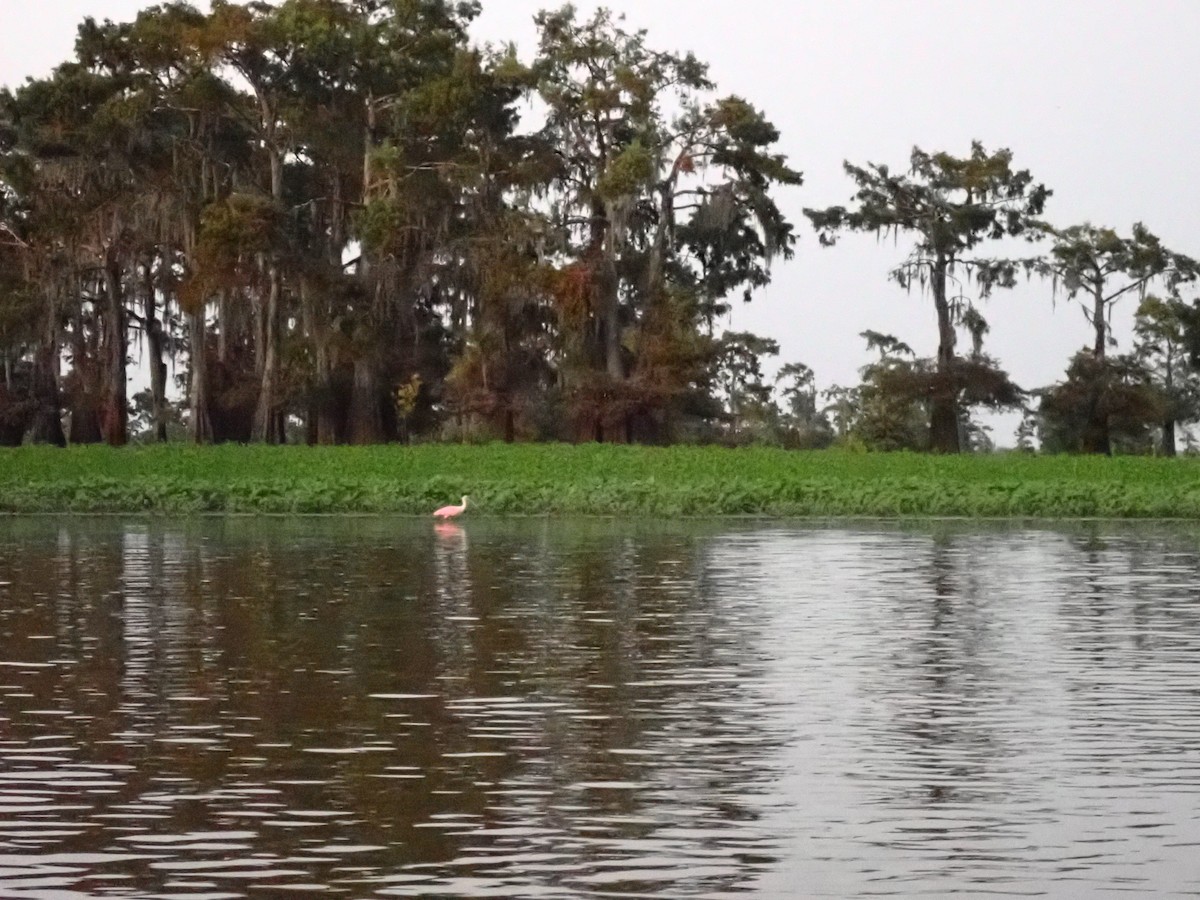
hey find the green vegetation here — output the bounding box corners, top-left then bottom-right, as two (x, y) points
(3, 445), (1200, 518)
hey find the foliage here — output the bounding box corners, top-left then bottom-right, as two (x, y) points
(775, 362), (833, 449)
(845, 331), (926, 451)
(1038, 351), (1163, 454)
(1133, 295), (1200, 455)
(2, 7), (1199, 462)
(713, 330), (777, 437)
(0, 1), (799, 449)
(531, 6), (800, 437)
(129, 388), (187, 443)
(1035, 223), (1200, 357)
(833, 330), (1022, 453)
(805, 142), (1048, 452)
(2, 444), (1200, 518)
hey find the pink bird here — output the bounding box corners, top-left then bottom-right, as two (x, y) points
(433, 495), (469, 519)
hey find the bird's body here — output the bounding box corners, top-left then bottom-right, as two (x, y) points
(433, 495), (469, 519)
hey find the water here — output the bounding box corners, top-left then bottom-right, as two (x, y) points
(1, 517), (1200, 898)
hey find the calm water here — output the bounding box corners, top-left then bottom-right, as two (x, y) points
(1, 517), (1200, 898)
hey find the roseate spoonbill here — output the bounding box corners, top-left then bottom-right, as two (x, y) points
(433, 495), (469, 519)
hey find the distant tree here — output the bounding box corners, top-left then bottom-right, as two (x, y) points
(714, 330), (777, 439)
(533, 6), (800, 440)
(1032, 223), (1199, 453)
(0, 179), (40, 444)
(851, 331), (927, 451)
(1037, 223), (1199, 359)
(861, 329), (913, 360)
(776, 362), (817, 419)
(129, 388), (186, 443)
(1038, 351), (1162, 454)
(1133, 295), (1200, 456)
(850, 322), (1020, 453)
(1013, 409), (1038, 453)
(821, 383), (861, 445)
(960, 305), (989, 359)
(775, 361), (832, 448)
(806, 142), (1049, 452)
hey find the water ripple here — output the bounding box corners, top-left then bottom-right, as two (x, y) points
(1, 519), (1200, 896)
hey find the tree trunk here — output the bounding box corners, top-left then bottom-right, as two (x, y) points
(1161, 419), (1177, 457)
(251, 115), (286, 444)
(315, 368), (341, 444)
(251, 265), (283, 443)
(348, 356), (382, 444)
(29, 309), (66, 446)
(67, 297), (103, 444)
(144, 263), (168, 443)
(601, 257), (623, 380)
(646, 181), (675, 301)
(1092, 284), (1106, 359)
(217, 290), (228, 364)
(586, 196), (623, 382)
(929, 256), (961, 453)
(69, 384), (103, 444)
(1083, 283), (1111, 453)
(1078, 380), (1111, 454)
(305, 399), (318, 445)
(100, 252), (128, 446)
(188, 310), (214, 444)
(303, 281), (340, 445)
(363, 94), (376, 198)
(1080, 417), (1111, 455)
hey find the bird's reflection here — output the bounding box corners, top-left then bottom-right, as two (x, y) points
(432, 521), (469, 603)
(433, 521), (465, 543)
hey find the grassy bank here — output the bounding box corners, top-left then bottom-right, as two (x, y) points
(2, 444), (1200, 520)
(1, 444), (1200, 517)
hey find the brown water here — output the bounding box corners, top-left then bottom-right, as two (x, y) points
(1, 518), (1200, 898)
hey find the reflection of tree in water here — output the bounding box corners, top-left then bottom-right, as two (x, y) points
(0, 518), (787, 896)
(0, 521), (211, 736)
(1057, 525), (1200, 740)
(405, 521), (786, 896)
(1059, 525), (1200, 654)
(0, 520), (256, 872)
(861, 530), (1022, 810)
(852, 522), (1200, 880)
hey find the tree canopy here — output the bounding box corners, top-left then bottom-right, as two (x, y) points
(2, 5), (1198, 455)
(806, 142), (1047, 452)
(0, 1), (800, 447)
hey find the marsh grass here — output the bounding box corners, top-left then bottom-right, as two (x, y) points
(2, 444), (1199, 517)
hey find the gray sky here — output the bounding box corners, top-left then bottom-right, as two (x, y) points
(4, 1), (1199, 443)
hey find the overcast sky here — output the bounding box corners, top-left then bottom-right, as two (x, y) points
(3, 0), (1199, 443)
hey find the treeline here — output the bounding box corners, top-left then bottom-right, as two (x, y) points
(0, 1), (1196, 454)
